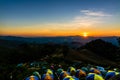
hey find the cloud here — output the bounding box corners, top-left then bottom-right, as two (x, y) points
(70, 10), (113, 28)
(3, 9), (112, 33)
(73, 16), (102, 27)
(80, 10), (112, 17)
(31, 10), (112, 30)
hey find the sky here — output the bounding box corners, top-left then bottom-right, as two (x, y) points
(0, 0), (120, 37)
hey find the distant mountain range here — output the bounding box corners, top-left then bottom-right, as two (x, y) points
(0, 35), (119, 65)
(0, 36), (119, 47)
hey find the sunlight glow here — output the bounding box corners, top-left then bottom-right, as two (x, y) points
(83, 32), (88, 37)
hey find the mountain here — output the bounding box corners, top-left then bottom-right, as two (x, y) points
(78, 39), (119, 61)
(0, 39), (26, 48)
(65, 49), (116, 66)
(0, 36), (119, 47)
(0, 36), (119, 66)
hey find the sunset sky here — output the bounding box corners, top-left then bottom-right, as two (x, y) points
(0, 0), (120, 37)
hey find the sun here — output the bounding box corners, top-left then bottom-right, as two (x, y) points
(83, 32), (88, 37)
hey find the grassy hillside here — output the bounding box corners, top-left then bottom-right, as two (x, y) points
(65, 49), (116, 66)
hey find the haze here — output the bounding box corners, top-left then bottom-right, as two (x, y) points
(0, 0), (120, 37)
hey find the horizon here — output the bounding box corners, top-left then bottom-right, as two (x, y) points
(0, 35), (119, 38)
(0, 0), (120, 37)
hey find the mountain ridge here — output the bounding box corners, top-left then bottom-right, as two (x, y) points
(0, 35), (119, 46)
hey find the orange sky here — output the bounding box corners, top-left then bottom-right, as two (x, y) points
(0, 0), (120, 37)
(1, 25), (120, 37)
